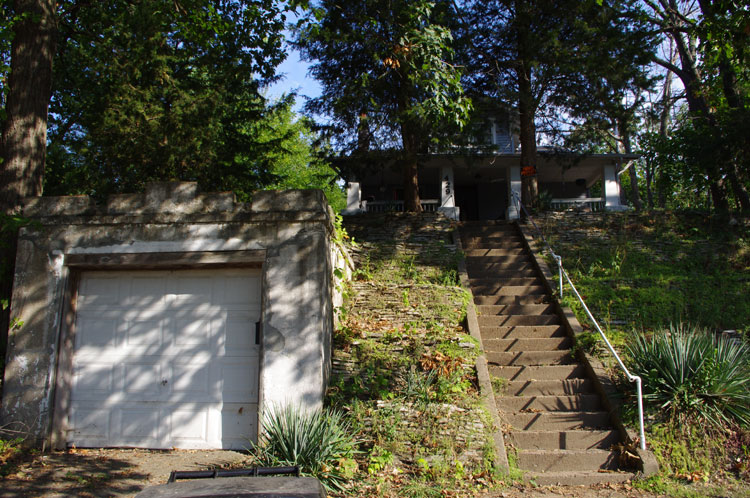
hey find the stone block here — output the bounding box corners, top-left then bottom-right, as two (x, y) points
(250, 189), (327, 213)
(23, 196), (94, 217)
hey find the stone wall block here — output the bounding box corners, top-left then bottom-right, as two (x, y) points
(23, 196), (95, 217)
(250, 189), (327, 213)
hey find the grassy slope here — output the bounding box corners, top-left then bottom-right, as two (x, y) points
(535, 211), (750, 496)
(331, 214), (498, 497)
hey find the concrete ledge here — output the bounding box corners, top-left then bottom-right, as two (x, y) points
(515, 220), (659, 477)
(453, 229), (510, 476)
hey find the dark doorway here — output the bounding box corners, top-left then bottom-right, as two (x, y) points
(456, 186), (479, 220)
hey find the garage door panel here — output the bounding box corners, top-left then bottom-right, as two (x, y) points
(75, 315), (119, 349)
(169, 408), (209, 443)
(126, 276), (168, 308)
(124, 318), (165, 347)
(224, 312), (259, 353)
(172, 318), (214, 347)
(221, 361), (259, 402)
(169, 361), (213, 397)
(123, 361), (162, 395)
(70, 403), (111, 442)
(69, 269), (260, 449)
(78, 276), (122, 307)
(72, 362), (115, 399)
(172, 275), (213, 304)
(220, 403), (258, 448)
(117, 407), (161, 440)
(222, 276), (261, 305)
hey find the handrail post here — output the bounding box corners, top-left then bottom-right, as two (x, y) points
(553, 254), (563, 299)
(635, 376), (646, 451)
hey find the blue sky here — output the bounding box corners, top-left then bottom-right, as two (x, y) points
(264, 35), (321, 112)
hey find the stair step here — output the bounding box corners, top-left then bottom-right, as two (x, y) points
(466, 268), (537, 279)
(470, 277), (541, 287)
(499, 394), (602, 412)
(490, 364), (588, 381)
(465, 258), (533, 271)
(471, 285), (547, 297)
(462, 240), (525, 251)
(481, 325), (565, 340)
(460, 225), (518, 236)
(483, 337), (572, 352)
(524, 470), (636, 486)
(487, 350), (573, 366)
(506, 411), (612, 431)
(474, 295), (548, 306)
(510, 429), (619, 450)
(477, 304), (555, 316)
(478, 314), (560, 327)
(464, 250), (530, 260)
(505, 379), (594, 396)
(517, 449), (620, 472)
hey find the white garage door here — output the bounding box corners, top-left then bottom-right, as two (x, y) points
(68, 269), (261, 449)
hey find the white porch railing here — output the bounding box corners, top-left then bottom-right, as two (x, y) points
(512, 191), (647, 452)
(550, 197), (605, 212)
(362, 199), (439, 213)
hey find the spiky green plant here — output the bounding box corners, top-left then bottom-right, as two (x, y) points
(627, 324), (750, 428)
(250, 404), (357, 491)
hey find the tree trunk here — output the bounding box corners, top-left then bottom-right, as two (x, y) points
(617, 116), (641, 211)
(0, 0), (57, 214)
(0, 0), (56, 378)
(515, 4), (538, 210)
(401, 125), (422, 213)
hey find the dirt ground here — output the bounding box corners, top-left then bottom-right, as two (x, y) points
(0, 448), (745, 498)
(1, 448), (253, 497)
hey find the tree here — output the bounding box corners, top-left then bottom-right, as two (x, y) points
(0, 0), (56, 214)
(45, 0), (289, 200)
(296, 0), (471, 212)
(252, 101), (346, 212)
(458, 0), (657, 209)
(634, 0), (750, 214)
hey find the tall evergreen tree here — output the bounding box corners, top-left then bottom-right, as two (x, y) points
(45, 0), (289, 200)
(296, 0), (471, 212)
(457, 0), (657, 209)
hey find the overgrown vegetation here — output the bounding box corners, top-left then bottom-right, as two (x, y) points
(249, 404), (357, 491)
(325, 213), (497, 497)
(538, 211), (750, 491)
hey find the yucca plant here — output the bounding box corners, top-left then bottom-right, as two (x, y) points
(250, 404), (357, 491)
(627, 323), (750, 428)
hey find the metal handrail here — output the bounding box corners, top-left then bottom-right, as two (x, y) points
(511, 191), (646, 451)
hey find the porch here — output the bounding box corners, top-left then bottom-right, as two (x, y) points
(342, 153), (634, 220)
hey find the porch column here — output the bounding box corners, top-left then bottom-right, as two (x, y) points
(343, 181), (362, 214)
(438, 166), (460, 220)
(507, 165), (521, 220)
(603, 164), (622, 209)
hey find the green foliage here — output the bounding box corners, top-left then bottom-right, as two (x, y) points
(250, 404), (357, 491)
(296, 0), (471, 153)
(626, 324), (750, 428)
(45, 0), (294, 201)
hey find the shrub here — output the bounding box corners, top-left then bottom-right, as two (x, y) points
(250, 404), (358, 491)
(627, 323), (750, 428)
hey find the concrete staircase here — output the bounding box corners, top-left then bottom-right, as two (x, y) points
(460, 221), (635, 485)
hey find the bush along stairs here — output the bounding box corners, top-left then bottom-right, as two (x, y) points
(459, 220), (638, 485)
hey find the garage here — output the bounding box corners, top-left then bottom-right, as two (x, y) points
(68, 268), (261, 450)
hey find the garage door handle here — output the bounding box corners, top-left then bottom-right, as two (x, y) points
(255, 322), (261, 345)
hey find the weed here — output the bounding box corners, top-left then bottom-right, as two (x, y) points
(249, 404), (357, 491)
(490, 375), (508, 396)
(626, 323), (750, 427)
